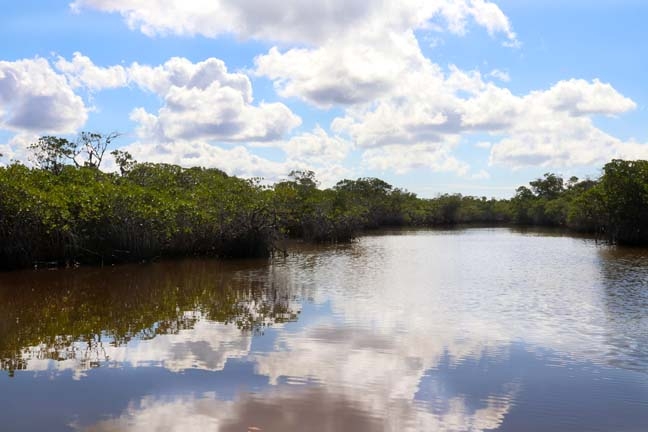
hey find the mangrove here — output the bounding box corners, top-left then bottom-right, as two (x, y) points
(1, 132), (648, 270)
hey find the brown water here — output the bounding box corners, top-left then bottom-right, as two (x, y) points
(1, 228), (647, 431)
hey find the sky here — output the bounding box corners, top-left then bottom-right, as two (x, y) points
(1, 0), (647, 197)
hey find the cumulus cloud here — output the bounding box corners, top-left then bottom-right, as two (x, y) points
(122, 139), (289, 180)
(52, 54), (302, 145)
(484, 79), (644, 168)
(46, 49), (643, 177)
(47, 54), (358, 182)
(70, 0), (372, 44)
(329, 64), (459, 149)
(362, 143), (469, 176)
(55, 52), (128, 91)
(70, 0), (518, 46)
(468, 0), (518, 43)
(331, 59), (644, 172)
(0, 58), (88, 133)
(66, 1), (523, 178)
(119, 135), (350, 187)
(5, 3), (642, 179)
(271, 125), (354, 165)
(257, 126), (355, 186)
(536, 78), (636, 116)
(135, 86), (299, 143)
(255, 31), (426, 108)
(0, 54), (307, 174)
(488, 117), (647, 168)
(0, 133), (39, 165)
(128, 57), (252, 98)
(127, 57), (301, 143)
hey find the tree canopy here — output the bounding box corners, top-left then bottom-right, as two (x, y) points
(1, 134), (647, 270)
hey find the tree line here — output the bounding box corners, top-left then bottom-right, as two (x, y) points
(1, 133), (648, 270)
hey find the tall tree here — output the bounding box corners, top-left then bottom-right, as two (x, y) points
(28, 136), (78, 174)
(77, 131), (121, 169)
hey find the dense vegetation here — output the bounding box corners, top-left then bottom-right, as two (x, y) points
(2, 133), (648, 270)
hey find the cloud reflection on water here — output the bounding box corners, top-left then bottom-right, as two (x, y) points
(3, 229), (648, 431)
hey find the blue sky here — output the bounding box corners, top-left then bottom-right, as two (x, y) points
(1, 1), (647, 197)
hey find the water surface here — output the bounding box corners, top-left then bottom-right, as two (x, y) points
(1, 228), (647, 431)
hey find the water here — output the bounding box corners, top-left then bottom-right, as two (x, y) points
(1, 228), (647, 431)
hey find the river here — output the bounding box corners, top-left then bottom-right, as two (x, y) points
(1, 228), (647, 431)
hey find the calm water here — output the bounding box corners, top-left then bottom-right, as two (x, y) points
(1, 228), (648, 431)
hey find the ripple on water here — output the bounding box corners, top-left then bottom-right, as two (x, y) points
(1, 228), (648, 431)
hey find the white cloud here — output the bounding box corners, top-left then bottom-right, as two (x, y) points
(273, 126), (354, 165)
(469, 0), (518, 43)
(486, 79), (643, 168)
(329, 64), (459, 149)
(331, 62), (644, 172)
(255, 31), (426, 108)
(4, 6), (640, 181)
(47, 54), (357, 182)
(64, 2), (521, 178)
(70, 0), (372, 44)
(362, 143), (469, 176)
(119, 136), (350, 187)
(0, 54), (305, 170)
(536, 78), (636, 116)
(260, 126), (356, 186)
(128, 57), (252, 99)
(127, 57), (301, 143)
(488, 117), (648, 168)
(252, 7), (514, 108)
(123, 139), (289, 180)
(136, 86), (299, 143)
(459, 83), (521, 130)
(487, 69), (510, 82)
(71, 0), (518, 46)
(120, 126), (354, 187)
(0, 58), (88, 134)
(0, 132), (39, 165)
(49, 54), (301, 143)
(55, 52), (128, 91)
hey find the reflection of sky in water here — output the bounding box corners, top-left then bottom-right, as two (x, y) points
(1, 228), (648, 431)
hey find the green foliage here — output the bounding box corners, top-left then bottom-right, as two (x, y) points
(0, 158), (274, 269)
(506, 163), (648, 244)
(567, 185), (606, 233)
(28, 136), (77, 174)
(110, 149), (136, 175)
(4, 134), (648, 270)
(599, 159), (648, 244)
(530, 173), (564, 199)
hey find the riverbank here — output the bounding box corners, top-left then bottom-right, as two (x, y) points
(1, 158), (647, 270)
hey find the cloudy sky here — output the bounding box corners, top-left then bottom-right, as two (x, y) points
(1, 1), (647, 196)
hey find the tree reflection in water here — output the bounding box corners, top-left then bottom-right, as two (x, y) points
(0, 258), (299, 376)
